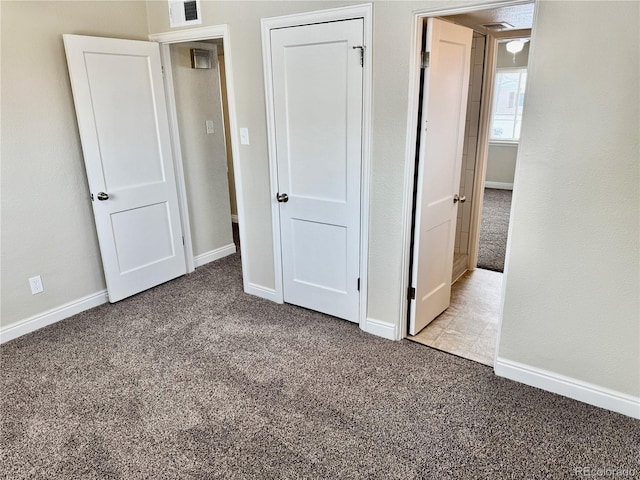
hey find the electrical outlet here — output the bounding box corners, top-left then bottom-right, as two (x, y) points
(29, 275), (44, 295)
(206, 120), (215, 134)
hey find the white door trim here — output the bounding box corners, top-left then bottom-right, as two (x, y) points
(156, 43), (195, 273)
(399, 0), (536, 341)
(260, 4), (373, 329)
(148, 26), (252, 293)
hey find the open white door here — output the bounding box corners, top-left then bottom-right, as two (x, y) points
(270, 19), (363, 322)
(409, 19), (473, 335)
(64, 35), (186, 302)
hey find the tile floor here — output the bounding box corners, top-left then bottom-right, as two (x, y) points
(408, 268), (502, 366)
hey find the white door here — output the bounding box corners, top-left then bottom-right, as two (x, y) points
(270, 19), (363, 322)
(409, 19), (473, 335)
(64, 35), (186, 302)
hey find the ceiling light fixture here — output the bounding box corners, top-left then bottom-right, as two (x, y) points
(506, 39), (527, 63)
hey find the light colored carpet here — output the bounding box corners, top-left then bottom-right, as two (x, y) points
(2, 254), (638, 478)
(477, 188), (512, 272)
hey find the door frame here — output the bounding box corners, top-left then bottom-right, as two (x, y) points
(260, 4), (373, 328)
(399, 0), (536, 340)
(148, 26), (249, 288)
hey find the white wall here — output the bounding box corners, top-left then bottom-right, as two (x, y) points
(169, 42), (234, 257)
(485, 143), (517, 187)
(0, 1), (150, 327)
(498, 0), (639, 399)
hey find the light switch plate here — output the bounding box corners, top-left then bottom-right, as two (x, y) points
(240, 128), (250, 145)
(206, 120), (214, 134)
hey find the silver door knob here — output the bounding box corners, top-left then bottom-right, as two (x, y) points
(453, 194), (466, 204)
(96, 192), (109, 201)
(276, 193), (289, 203)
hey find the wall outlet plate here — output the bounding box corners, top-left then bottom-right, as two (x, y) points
(29, 275), (44, 295)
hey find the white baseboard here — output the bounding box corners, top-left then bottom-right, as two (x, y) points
(362, 317), (398, 340)
(245, 282), (279, 302)
(193, 243), (236, 268)
(484, 181), (513, 190)
(0, 290), (109, 344)
(231, 214), (238, 223)
(495, 357), (640, 419)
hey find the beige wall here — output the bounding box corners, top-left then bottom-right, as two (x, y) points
(485, 144), (517, 186)
(498, 0), (639, 397)
(0, 1), (150, 327)
(169, 42), (233, 256)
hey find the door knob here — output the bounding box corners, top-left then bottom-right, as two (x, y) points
(453, 194), (466, 204)
(96, 192), (109, 201)
(276, 193), (289, 203)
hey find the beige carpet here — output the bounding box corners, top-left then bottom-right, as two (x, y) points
(2, 254), (638, 478)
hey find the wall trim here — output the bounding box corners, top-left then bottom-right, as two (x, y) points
(260, 3), (373, 326)
(1, 290), (108, 344)
(194, 243), (236, 268)
(245, 283), (279, 303)
(495, 357), (640, 419)
(149, 25), (227, 44)
(485, 181), (514, 190)
(363, 317), (398, 341)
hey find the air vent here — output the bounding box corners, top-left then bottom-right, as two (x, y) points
(168, 0), (201, 27)
(481, 22), (514, 31)
(184, 1), (198, 21)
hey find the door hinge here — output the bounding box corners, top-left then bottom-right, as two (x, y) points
(353, 46), (364, 67)
(421, 51), (430, 69)
(408, 287), (416, 300)
(182, 236), (184, 245)
(90, 193), (94, 202)
(161, 65), (165, 77)
(357, 278), (360, 291)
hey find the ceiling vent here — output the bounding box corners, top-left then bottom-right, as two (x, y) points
(481, 22), (514, 31)
(169, 0), (201, 28)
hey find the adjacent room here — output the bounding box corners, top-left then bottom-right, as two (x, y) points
(408, 5), (531, 367)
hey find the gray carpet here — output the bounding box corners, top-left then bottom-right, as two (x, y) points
(2, 254), (638, 479)
(477, 188), (512, 272)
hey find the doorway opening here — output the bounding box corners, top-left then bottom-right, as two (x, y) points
(166, 39), (239, 268)
(404, 3), (535, 366)
(150, 26), (248, 288)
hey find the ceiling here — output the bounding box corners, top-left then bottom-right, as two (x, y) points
(441, 3), (535, 33)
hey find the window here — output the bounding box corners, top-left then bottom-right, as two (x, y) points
(490, 68), (527, 142)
